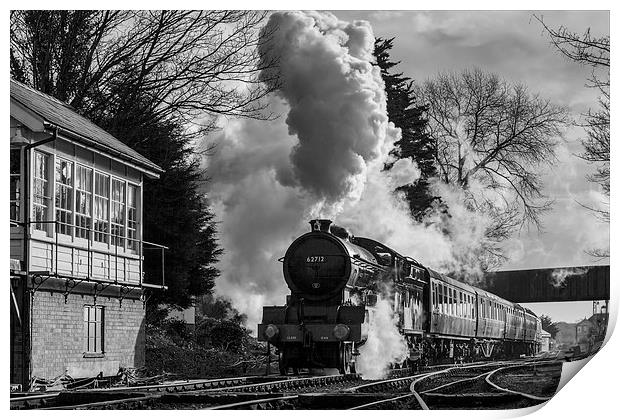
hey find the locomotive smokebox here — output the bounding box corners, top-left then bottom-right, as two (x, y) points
(309, 219), (332, 232)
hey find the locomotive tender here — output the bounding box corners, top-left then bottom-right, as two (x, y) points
(258, 219), (541, 374)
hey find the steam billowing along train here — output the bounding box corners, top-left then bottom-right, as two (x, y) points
(258, 219), (542, 375)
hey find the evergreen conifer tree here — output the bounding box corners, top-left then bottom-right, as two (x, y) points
(374, 38), (439, 221)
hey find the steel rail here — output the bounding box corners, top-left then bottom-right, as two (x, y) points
(10, 393), (61, 409)
(484, 366), (552, 402)
(420, 365), (510, 394)
(348, 392), (424, 410)
(205, 395), (298, 410)
(10, 376), (263, 410)
(42, 395), (160, 410)
(93, 376), (255, 393)
(348, 361), (503, 393)
(190, 374), (359, 394)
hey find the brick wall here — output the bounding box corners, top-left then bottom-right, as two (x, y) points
(30, 291), (145, 380)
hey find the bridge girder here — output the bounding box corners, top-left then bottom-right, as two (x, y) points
(482, 265), (609, 303)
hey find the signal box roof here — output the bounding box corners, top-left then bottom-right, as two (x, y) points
(10, 79), (163, 176)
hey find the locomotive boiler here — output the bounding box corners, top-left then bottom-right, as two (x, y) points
(258, 219), (541, 375)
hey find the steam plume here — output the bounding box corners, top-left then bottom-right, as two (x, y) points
(550, 267), (589, 288)
(357, 298), (408, 379)
(258, 11), (401, 216)
(205, 12), (498, 376)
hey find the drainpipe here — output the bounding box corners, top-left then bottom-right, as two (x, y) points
(21, 125), (57, 388)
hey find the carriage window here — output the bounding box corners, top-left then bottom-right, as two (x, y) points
(450, 288), (454, 315)
(443, 285), (448, 314)
(458, 292), (463, 317)
(464, 295), (468, 319)
(452, 290), (457, 316)
(437, 284), (441, 313)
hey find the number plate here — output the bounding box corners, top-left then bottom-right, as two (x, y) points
(306, 256), (326, 263)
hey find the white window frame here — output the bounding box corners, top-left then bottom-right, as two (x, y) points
(32, 150), (51, 234)
(55, 157), (74, 236)
(127, 183), (139, 252)
(83, 304), (104, 354)
(75, 164), (93, 240)
(94, 171), (110, 244)
(10, 148), (22, 221)
(110, 177), (126, 249)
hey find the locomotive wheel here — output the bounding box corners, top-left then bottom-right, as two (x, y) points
(338, 343), (355, 374)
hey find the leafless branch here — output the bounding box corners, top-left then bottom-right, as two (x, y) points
(416, 68), (569, 236)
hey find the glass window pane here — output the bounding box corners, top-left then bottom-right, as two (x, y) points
(10, 149), (20, 174)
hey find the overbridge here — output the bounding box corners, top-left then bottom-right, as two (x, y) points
(483, 265), (610, 303)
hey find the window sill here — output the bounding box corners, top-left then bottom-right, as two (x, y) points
(83, 352), (105, 359)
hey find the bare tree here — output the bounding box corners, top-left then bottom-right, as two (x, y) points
(10, 10), (278, 137)
(535, 15), (609, 258)
(415, 68), (569, 263)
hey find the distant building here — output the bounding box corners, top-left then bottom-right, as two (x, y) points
(588, 312), (609, 341)
(10, 80), (166, 390)
(576, 319), (594, 340)
(554, 322), (577, 348)
(575, 312), (609, 354)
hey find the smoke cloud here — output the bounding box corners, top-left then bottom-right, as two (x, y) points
(204, 11), (496, 361)
(257, 11), (401, 216)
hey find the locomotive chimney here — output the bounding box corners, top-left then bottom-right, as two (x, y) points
(309, 219), (332, 232)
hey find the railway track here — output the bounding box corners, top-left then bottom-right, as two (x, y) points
(18, 374), (361, 410)
(348, 360), (532, 410)
(10, 375), (265, 410)
(413, 361), (560, 410)
(12, 360), (559, 410)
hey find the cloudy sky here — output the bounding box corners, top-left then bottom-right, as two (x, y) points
(334, 10), (609, 264)
(205, 10), (610, 325)
(331, 10), (610, 322)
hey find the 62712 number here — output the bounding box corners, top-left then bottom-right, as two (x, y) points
(306, 256), (326, 263)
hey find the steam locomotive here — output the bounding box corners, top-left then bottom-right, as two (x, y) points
(258, 219), (542, 374)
